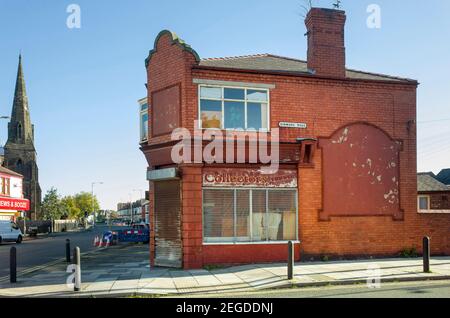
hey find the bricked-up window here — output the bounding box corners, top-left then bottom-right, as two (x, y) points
(199, 86), (269, 131)
(203, 188), (297, 243)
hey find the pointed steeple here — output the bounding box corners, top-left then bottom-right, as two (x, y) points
(4, 54), (41, 220)
(7, 54), (34, 146)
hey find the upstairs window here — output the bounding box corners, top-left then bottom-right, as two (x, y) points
(139, 102), (149, 142)
(418, 195), (430, 210)
(1, 177), (11, 196)
(199, 86), (269, 131)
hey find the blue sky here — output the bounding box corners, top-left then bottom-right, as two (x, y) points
(0, 0), (449, 210)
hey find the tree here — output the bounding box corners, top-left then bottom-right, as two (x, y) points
(74, 192), (100, 219)
(61, 196), (82, 220)
(41, 188), (64, 220)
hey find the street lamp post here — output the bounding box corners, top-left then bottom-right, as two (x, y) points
(91, 182), (103, 228)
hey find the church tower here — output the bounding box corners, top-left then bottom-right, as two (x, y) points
(4, 55), (42, 220)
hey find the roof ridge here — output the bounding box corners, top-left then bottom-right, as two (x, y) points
(202, 53), (270, 61)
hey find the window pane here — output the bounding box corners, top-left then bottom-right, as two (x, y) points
(203, 189), (234, 242)
(252, 190), (267, 242)
(224, 101), (245, 129)
(419, 197), (429, 210)
(141, 113), (148, 140)
(141, 103), (148, 111)
(201, 100), (222, 129)
(224, 88), (245, 100)
(247, 90), (268, 102)
(247, 103), (268, 130)
(201, 86), (222, 99)
(267, 190), (296, 241)
(236, 190), (250, 241)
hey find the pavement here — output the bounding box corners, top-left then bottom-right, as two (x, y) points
(0, 243), (450, 298)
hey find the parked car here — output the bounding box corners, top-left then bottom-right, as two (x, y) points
(0, 221), (23, 244)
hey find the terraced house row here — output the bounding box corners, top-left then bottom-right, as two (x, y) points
(139, 8), (450, 269)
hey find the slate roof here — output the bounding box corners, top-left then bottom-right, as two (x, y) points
(436, 169), (450, 186)
(418, 172), (450, 192)
(0, 165), (23, 178)
(199, 54), (417, 83)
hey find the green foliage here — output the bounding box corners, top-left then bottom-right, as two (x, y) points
(42, 188), (65, 220)
(74, 192), (100, 218)
(400, 247), (418, 258)
(61, 196), (82, 220)
(41, 188), (100, 221)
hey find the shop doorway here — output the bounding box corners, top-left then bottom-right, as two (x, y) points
(154, 180), (182, 268)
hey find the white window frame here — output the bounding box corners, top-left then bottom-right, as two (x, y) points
(418, 195), (431, 211)
(198, 84), (271, 132)
(202, 187), (298, 245)
(139, 102), (149, 142)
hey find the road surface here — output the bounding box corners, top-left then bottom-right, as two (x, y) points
(0, 225), (119, 279)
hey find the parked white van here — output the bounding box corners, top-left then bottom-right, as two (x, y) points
(0, 221), (23, 244)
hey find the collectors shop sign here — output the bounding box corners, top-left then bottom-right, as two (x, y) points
(203, 168), (297, 188)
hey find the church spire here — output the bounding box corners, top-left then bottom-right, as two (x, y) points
(7, 54), (34, 146)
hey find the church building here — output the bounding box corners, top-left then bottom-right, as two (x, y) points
(3, 55), (41, 220)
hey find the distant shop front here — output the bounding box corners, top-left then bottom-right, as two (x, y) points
(0, 167), (30, 221)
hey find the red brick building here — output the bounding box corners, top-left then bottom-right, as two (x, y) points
(140, 8), (450, 269)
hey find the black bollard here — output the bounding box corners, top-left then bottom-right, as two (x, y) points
(10, 247), (17, 283)
(423, 236), (431, 273)
(73, 247), (81, 291)
(66, 239), (71, 263)
(287, 241), (294, 280)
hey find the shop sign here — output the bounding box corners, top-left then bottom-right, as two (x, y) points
(203, 168), (297, 188)
(0, 197), (30, 211)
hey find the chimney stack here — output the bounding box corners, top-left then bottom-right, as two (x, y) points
(305, 8), (347, 78)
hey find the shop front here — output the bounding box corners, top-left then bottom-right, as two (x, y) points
(200, 167), (300, 266)
(147, 165), (301, 268)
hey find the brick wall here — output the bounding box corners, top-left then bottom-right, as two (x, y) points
(143, 30), (450, 269)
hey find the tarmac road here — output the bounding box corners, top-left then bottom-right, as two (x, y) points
(0, 224), (120, 280)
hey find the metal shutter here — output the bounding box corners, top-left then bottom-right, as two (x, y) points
(154, 180), (182, 268)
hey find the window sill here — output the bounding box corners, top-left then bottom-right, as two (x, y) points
(418, 209), (450, 214)
(200, 128), (271, 133)
(203, 241), (300, 246)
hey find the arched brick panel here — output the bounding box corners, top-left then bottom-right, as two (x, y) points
(318, 123), (404, 221)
